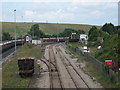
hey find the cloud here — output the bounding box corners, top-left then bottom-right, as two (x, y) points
(71, 0), (119, 8)
(31, 2), (51, 9)
(104, 2), (118, 9)
(72, 0), (119, 3)
(24, 9), (75, 22)
(2, 1), (118, 25)
(90, 10), (104, 18)
(2, 0), (119, 2)
(67, 6), (78, 11)
(25, 10), (36, 17)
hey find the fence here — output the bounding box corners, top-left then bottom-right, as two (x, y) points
(67, 45), (119, 82)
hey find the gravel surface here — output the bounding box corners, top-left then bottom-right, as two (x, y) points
(31, 44), (104, 89)
(60, 45), (103, 88)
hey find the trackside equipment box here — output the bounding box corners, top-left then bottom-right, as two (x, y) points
(18, 57), (34, 77)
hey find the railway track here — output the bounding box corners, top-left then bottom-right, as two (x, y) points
(41, 44), (101, 89)
(26, 43), (102, 89)
(54, 44), (92, 89)
(48, 45), (62, 89)
(53, 44), (76, 88)
(57, 45), (91, 89)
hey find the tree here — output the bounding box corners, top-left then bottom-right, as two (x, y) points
(99, 30), (110, 40)
(44, 34), (52, 38)
(29, 24), (45, 39)
(88, 26), (100, 41)
(101, 23), (117, 34)
(77, 30), (85, 34)
(52, 34), (57, 37)
(88, 26), (97, 36)
(2, 32), (12, 41)
(58, 28), (74, 37)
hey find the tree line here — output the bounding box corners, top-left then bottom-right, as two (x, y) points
(28, 24), (85, 39)
(2, 23), (119, 41)
(87, 23), (119, 70)
(88, 23), (118, 41)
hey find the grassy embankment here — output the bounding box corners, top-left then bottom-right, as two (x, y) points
(67, 43), (119, 88)
(2, 22), (101, 38)
(2, 43), (44, 88)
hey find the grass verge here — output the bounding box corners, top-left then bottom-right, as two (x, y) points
(67, 46), (119, 88)
(2, 43), (44, 88)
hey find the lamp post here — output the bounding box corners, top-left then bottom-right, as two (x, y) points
(21, 16), (23, 47)
(14, 9), (16, 52)
(32, 20), (34, 39)
(57, 22), (59, 42)
(21, 16), (23, 22)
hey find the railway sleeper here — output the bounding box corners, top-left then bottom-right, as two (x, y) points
(67, 66), (88, 88)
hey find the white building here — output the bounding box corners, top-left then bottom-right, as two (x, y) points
(32, 40), (42, 45)
(24, 34), (32, 43)
(79, 34), (88, 44)
(80, 34), (88, 41)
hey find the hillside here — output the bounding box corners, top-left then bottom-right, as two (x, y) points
(1, 22), (101, 38)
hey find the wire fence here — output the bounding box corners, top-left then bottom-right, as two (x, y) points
(67, 45), (119, 82)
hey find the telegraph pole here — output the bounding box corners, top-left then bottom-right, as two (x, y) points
(57, 22), (59, 42)
(21, 16), (23, 47)
(14, 9), (17, 52)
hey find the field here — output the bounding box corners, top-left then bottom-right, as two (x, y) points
(1, 22), (101, 38)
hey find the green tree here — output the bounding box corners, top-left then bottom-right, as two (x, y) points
(52, 34), (57, 37)
(117, 28), (120, 68)
(77, 30), (85, 34)
(58, 28), (75, 37)
(88, 26), (97, 36)
(101, 23), (117, 34)
(88, 26), (100, 41)
(99, 30), (110, 39)
(29, 24), (45, 39)
(44, 34), (52, 38)
(2, 32), (12, 41)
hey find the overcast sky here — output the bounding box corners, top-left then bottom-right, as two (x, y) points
(1, 0), (119, 26)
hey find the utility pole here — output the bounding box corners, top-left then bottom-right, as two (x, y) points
(21, 16), (23, 47)
(21, 16), (23, 22)
(57, 22), (59, 42)
(14, 9), (17, 53)
(32, 20), (34, 39)
(46, 20), (48, 23)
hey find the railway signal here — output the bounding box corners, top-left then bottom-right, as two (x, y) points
(71, 33), (76, 39)
(105, 60), (113, 66)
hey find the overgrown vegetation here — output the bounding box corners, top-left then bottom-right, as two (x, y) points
(67, 47), (119, 88)
(2, 43), (44, 88)
(2, 32), (13, 41)
(59, 28), (85, 38)
(88, 23), (119, 67)
(88, 23), (120, 88)
(95, 35), (118, 62)
(67, 23), (120, 88)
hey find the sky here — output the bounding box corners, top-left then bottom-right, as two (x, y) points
(1, 0), (119, 26)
